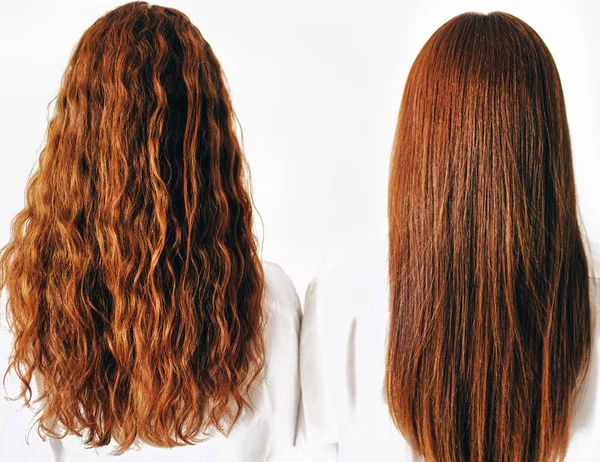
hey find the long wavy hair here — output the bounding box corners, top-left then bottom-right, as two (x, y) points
(0, 1), (265, 454)
(385, 12), (593, 462)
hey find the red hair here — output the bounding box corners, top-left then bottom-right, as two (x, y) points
(386, 12), (593, 461)
(0, 1), (265, 453)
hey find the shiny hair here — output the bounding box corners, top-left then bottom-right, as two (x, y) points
(0, 1), (265, 453)
(385, 12), (593, 462)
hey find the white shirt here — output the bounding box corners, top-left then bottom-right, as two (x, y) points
(0, 261), (302, 462)
(297, 236), (600, 462)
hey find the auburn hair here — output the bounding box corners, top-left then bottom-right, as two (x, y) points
(386, 12), (593, 462)
(0, 1), (265, 454)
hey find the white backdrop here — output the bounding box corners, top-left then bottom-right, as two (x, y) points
(0, 0), (599, 297)
(0, 1), (598, 461)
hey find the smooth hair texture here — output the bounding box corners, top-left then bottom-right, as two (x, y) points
(386, 12), (593, 462)
(0, 1), (265, 454)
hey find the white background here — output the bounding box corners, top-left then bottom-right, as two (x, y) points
(0, 1), (598, 460)
(0, 0), (599, 296)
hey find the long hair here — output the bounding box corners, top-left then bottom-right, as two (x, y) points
(0, 1), (265, 453)
(385, 12), (592, 462)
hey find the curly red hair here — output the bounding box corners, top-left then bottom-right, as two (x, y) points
(0, 1), (265, 453)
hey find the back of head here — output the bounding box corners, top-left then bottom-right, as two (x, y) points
(386, 12), (592, 462)
(0, 1), (264, 453)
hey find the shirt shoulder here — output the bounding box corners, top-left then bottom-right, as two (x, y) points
(306, 237), (389, 321)
(298, 237), (389, 446)
(262, 261), (301, 335)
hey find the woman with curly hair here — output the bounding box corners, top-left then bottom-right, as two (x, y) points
(0, 2), (301, 461)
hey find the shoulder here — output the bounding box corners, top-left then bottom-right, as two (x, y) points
(305, 237), (389, 319)
(298, 238), (389, 445)
(301, 237), (389, 371)
(262, 261), (301, 334)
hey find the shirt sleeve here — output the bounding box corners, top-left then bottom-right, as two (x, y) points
(261, 263), (302, 462)
(296, 276), (339, 451)
(0, 322), (55, 462)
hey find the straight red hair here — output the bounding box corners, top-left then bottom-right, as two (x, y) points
(386, 12), (593, 462)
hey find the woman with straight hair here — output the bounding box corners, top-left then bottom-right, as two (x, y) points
(298, 12), (600, 462)
(0, 2), (301, 461)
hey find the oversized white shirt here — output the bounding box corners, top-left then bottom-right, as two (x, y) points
(0, 261), (302, 462)
(297, 236), (600, 462)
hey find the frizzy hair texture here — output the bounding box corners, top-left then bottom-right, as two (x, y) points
(0, 1), (265, 453)
(386, 12), (592, 462)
